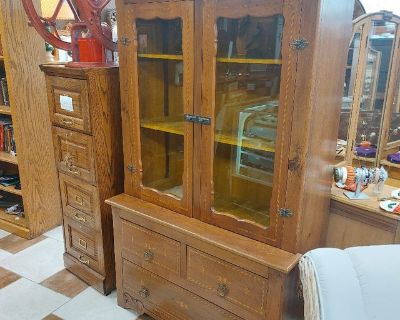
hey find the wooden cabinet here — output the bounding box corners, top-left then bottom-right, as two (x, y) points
(41, 65), (123, 295)
(109, 0), (354, 318)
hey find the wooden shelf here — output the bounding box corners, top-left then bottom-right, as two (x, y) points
(141, 120), (276, 153)
(0, 184), (21, 196)
(353, 155), (375, 163)
(380, 159), (400, 169)
(216, 57), (282, 65)
(0, 105), (11, 115)
(0, 151), (17, 164)
(0, 207), (26, 228)
(138, 53), (183, 61)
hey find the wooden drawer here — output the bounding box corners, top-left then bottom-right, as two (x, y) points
(59, 173), (100, 230)
(52, 126), (96, 184)
(46, 75), (91, 133)
(187, 247), (267, 318)
(121, 220), (180, 278)
(122, 260), (241, 320)
(64, 217), (103, 274)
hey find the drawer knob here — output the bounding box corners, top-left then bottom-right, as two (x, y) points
(73, 213), (86, 223)
(143, 249), (154, 262)
(75, 195), (84, 206)
(78, 255), (89, 265)
(62, 118), (74, 126)
(216, 283), (229, 297)
(139, 287), (150, 298)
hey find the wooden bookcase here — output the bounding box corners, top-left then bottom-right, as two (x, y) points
(0, 0), (62, 238)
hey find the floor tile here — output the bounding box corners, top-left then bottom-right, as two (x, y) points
(0, 278), (69, 320)
(54, 287), (137, 320)
(0, 237), (65, 283)
(0, 266), (20, 289)
(0, 229), (10, 239)
(0, 234), (46, 254)
(0, 248), (12, 262)
(44, 226), (64, 242)
(41, 269), (88, 298)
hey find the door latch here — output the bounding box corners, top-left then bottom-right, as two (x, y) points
(290, 38), (309, 50)
(278, 208), (294, 218)
(184, 114), (211, 125)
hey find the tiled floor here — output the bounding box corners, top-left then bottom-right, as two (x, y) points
(0, 226), (147, 320)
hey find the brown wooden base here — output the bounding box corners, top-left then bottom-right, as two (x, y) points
(63, 253), (114, 295)
(0, 219), (30, 239)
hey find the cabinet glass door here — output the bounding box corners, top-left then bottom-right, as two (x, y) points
(121, 2), (194, 215)
(200, 0), (299, 244)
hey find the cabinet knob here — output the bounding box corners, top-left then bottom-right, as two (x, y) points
(216, 283), (229, 297)
(139, 287), (150, 298)
(143, 249), (154, 262)
(73, 213), (86, 223)
(78, 255), (89, 265)
(75, 195), (84, 206)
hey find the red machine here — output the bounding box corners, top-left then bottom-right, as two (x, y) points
(22, 0), (117, 66)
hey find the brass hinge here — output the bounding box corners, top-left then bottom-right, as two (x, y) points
(290, 38), (309, 50)
(278, 208), (294, 218)
(127, 164), (136, 173)
(184, 114), (211, 125)
(120, 36), (130, 46)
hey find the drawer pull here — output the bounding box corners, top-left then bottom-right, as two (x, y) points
(75, 195), (84, 206)
(139, 287), (150, 298)
(78, 238), (87, 249)
(78, 255), (89, 265)
(216, 283), (229, 297)
(64, 155), (81, 175)
(73, 213), (86, 223)
(62, 118), (74, 126)
(67, 165), (80, 175)
(143, 249), (154, 262)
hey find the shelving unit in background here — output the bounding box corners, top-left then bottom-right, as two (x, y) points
(0, 0), (62, 238)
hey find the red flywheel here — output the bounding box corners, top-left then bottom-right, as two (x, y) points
(22, 0), (117, 52)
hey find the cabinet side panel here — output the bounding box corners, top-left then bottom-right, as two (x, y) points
(0, 0), (62, 236)
(298, 0), (354, 253)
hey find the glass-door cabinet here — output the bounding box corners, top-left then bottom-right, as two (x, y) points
(119, 0), (301, 245)
(336, 11), (400, 169)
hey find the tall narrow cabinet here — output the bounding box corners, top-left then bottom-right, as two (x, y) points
(0, 0), (62, 238)
(107, 0), (354, 318)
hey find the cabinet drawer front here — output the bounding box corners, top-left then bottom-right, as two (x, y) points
(46, 76), (91, 133)
(59, 173), (100, 230)
(64, 218), (103, 274)
(187, 247), (267, 317)
(52, 127), (96, 184)
(122, 260), (241, 320)
(121, 220), (180, 277)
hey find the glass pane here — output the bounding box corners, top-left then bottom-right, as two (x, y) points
(384, 73), (400, 163)
(353, 20), (397, 165)
(212, 15), (284, 228)
(336, 30), (362, 162)
(137, 18), (185, 199)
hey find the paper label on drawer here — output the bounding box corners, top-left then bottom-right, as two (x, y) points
(60, 95), (74, 112)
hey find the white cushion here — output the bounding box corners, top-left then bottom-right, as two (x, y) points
(302, 245), (400, 320)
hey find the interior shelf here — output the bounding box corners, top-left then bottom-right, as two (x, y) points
(0, 105), (11, 115)
(216, 57), (282, 64)
(0, 151), (17, 165)
(353, 155), (375, 163)
(0, 184), (21, 196)
(0, 207), (25, 228)
(140, 120), (276, 153)
(380, 159), (400, 169)
(138, 53), (183, 60)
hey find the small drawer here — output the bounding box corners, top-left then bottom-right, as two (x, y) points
(64, 217), (103, 274)
(187, 247), (268, 318)
(59, 173), (100, 230)
(122, 260), (241, 320)
(46, 76), (91, 133)
(52, 126), (96, 184)
(121, 220), (180, 277)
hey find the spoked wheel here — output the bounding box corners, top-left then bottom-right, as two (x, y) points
(75, 0), (117, 52)
(22, 0), (80, 51)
